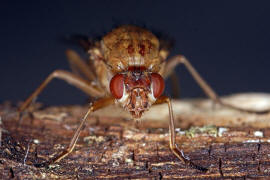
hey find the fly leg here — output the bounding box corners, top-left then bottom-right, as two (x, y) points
(35, 97), (114, 167)
(18, 70), (105, 123)
(163, 55), (269, 113)
(155, 96), (208, 172)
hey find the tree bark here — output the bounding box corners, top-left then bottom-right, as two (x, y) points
(1, 93), (270, 179)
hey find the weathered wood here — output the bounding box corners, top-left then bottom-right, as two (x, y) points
(1, 94), (270, 179)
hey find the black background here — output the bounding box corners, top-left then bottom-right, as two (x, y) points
(1, 1), (270, 105)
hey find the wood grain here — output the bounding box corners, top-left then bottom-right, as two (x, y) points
(1, 93), (270, 179)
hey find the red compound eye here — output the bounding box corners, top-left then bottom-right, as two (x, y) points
(110, 74), (124, 99)
(151, 73), (165, 98)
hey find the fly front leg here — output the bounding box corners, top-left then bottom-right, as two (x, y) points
(155, 96), (208, 172)
(164, 55), (270, 113)
(36, 97), (114, 167)
(18, 70), (105, 122)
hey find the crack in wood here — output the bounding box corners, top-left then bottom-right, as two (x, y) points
(224, 143), (227, 153)
(131, 149), (135, 161)
(145, 161), (152, 174)
(9, 167), (15, 178)
(158, 172), (163, 180)
(119, 128), (123, 140)
(258, 160), (261, 173)
(257, 142), (261, 153)
(218, 158), (224, 177)
(34, 146), (38, 163)
(156, 142), (160, 161)
(147, 162), (152, 174)
(252, 153), (256, 161)
(208, 144), (212, 157)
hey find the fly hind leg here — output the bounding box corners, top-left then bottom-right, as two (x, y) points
(163, 55), (269, 114)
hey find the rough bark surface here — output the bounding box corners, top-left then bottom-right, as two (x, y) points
(1, 93), (270, 179)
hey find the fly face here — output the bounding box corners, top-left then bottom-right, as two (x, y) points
(110, 66), (165, 119)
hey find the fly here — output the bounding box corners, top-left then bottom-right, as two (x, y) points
(18, 25), (267, 171)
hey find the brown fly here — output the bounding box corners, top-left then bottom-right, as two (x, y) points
(18, 25), (267, 171)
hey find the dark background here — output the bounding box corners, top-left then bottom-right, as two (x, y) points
(1, 1), (270, 105)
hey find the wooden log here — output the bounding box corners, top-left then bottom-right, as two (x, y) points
(1, 93), (270, 179)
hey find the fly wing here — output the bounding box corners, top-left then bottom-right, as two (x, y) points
(157, 35), (180, 99)
(60, 34), (97, 81)
(61, 34), (93, 52)
(65, 49), (96, 81)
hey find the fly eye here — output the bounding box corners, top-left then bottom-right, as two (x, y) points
(110, 74), (124, 99)
(151, 73), (165, 98)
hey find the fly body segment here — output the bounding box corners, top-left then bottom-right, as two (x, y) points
(18, 25), (267, 171)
